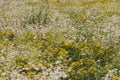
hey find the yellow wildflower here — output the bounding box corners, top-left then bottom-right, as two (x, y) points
(64, 42), (72, 46)
(112, 76), (120, 80)
(79, 59), (84, 64)
(26, 71), (35, 78)
(44, 63), (50, 67)
(98, 50), (104, 54)
(53, 48), (58, 53)
(78, 68), (84, 74)
(87, 59), (95, 64)
(37, 63), (44, 68)
(88, 67), (96, 74)
(59, 48), (67, 56)
(71, 62), (79, 67)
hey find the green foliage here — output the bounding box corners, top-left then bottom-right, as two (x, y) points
(24, 6), (50, 25)
(59, 40), (118, 80)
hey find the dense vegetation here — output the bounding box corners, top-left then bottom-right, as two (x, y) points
(0, 0), (120, 80)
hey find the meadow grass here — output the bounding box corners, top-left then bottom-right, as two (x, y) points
(0, 0), (120, 80)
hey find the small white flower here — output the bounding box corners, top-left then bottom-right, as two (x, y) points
(22, 68), (29, 71)
(1, 73), (6, 76)
(55, 60), (62, 64)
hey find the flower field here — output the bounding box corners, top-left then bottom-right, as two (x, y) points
(0, 0), (120, 80)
